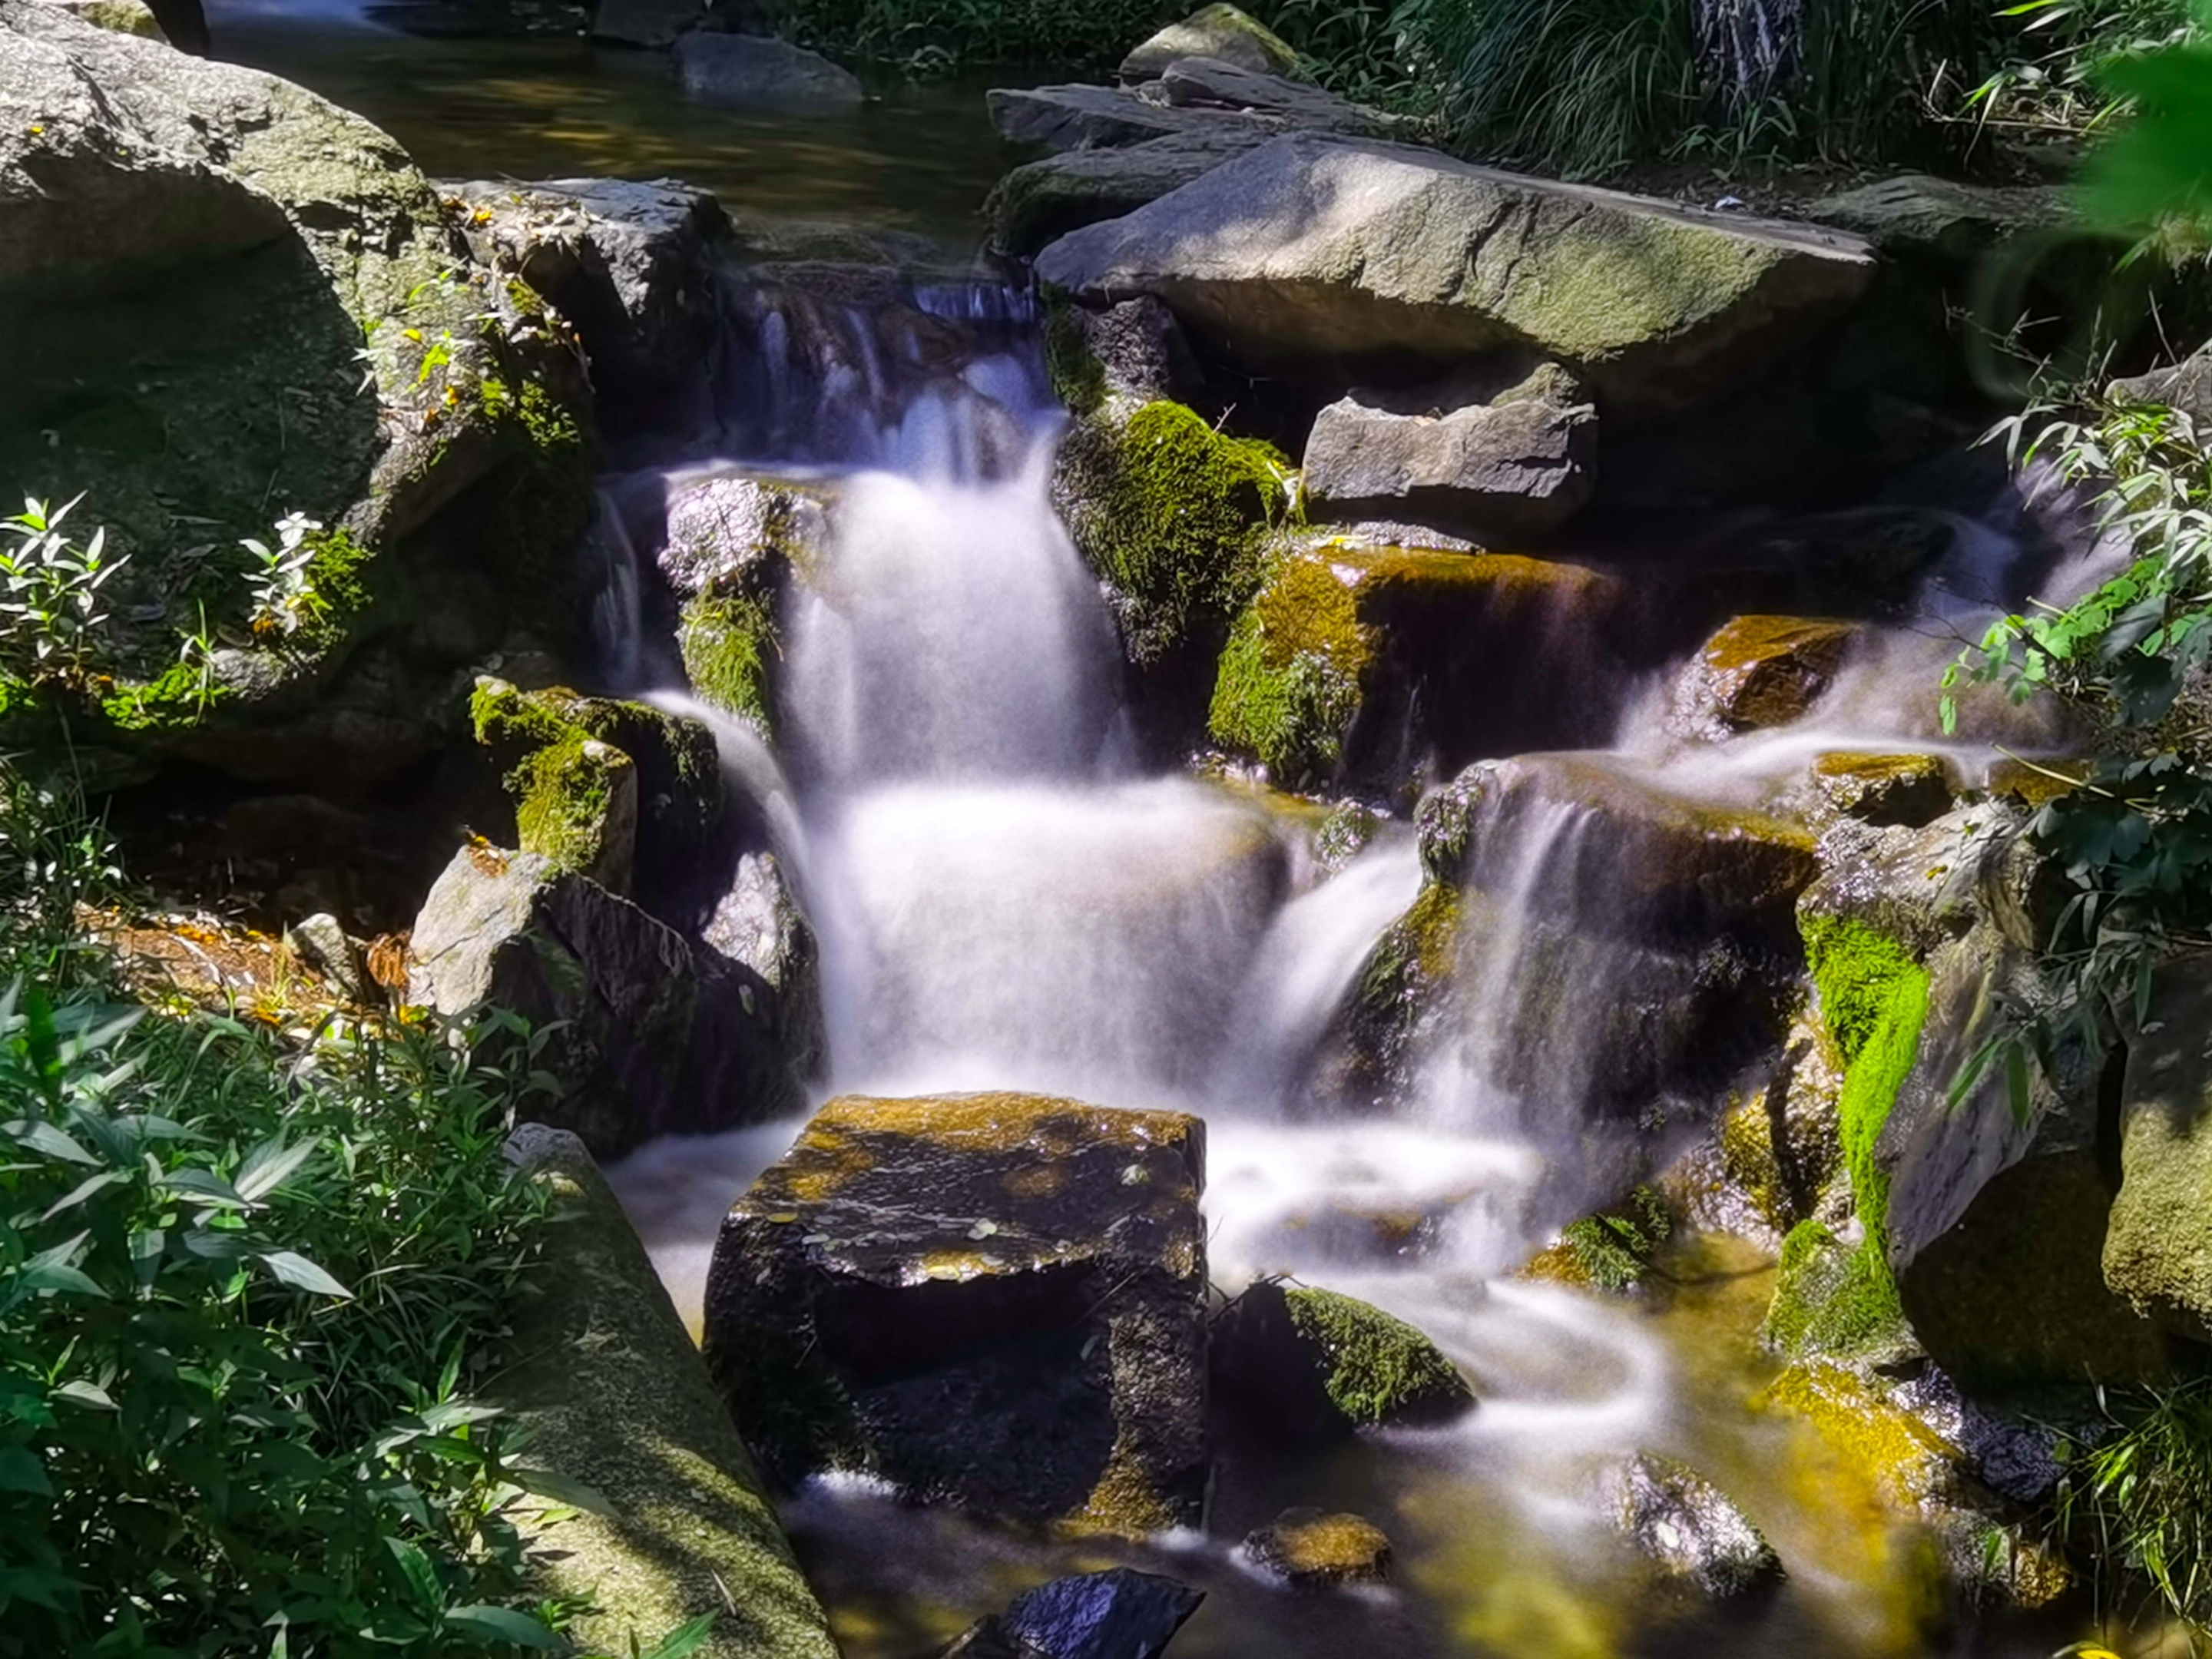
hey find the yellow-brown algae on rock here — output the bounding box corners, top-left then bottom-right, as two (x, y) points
(703, 1091), (1210, 1535)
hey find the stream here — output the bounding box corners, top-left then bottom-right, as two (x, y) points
(213, 16), (2117, 1656)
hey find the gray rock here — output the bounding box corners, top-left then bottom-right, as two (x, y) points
(2111, 339), (2212, 433)
(588, 0), (706, 45)
(1035, 134), (1875, 416)
(1055, 296), (1202, 406)
(1804, 172), (2068, 263)
(987, 81), (1283, 151)
(985, 129), (1271, 257)
(1151, 55), (1390, 134)
(703, 850), (824, 1081)
(283, 912), (369, 1003)
(42, 0), (164, 37)
(2104, 951), (2212, 1339)
(1121, 2), (1301, 82)
(499, 1127), (840, 1659)
(1596, 1452), (1783, 1598)
(407, 845), (800, 1157)
(450, 177), (730, 420)
(701, 1092), (1210, 1532)
(1302, 360), (1598, 538)
(1002, 1569), (1204, 1657)
(675, 32), (863, 107)
(0, 2), (591, 784)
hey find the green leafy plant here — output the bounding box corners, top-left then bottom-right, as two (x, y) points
(2048, 1378), (2212, 1638)
(243, 512), (326, 640)
(0, 497), (129, 686)
(1963, 0), (2195, 139)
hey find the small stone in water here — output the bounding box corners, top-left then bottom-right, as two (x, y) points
(1243, 1506), (1392, 1588)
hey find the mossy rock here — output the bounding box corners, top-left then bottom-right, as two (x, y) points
(1211, 1277), (1473, 1437)
(1209, 541), (1628, 791)
(1762, 1219), (1910, 1362)
(500, 1127), (840, 1659)
(1524, 1187), (1674, 1293)
(1808, 751), (1955, 827)
(471, 677), (722, 909)
(1120, 3), (1303, 81)
(1051, 396), (1294, 671)
(0, 5), (594, 781)
(1241, 1507), (1392, 1588)
(2105, 951), (2212, 1339)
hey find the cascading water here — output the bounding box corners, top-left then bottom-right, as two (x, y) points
(598, 263), (2094, 1659)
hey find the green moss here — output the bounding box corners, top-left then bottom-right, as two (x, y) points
(1208, 594), (1363, 784)
(679, 591), (779, 732)
(1043, 300), (1108, 416)
(1802, 913), (1923, 1068)
(512, 735), (630, 878)
(1060, 399), (1293, 665)
(1763, 1219), (1908, 1359)
(1554, 1187), (1674, 1293)
(471, 675), (575, 752)
(1283, 1284), (1472, 1426)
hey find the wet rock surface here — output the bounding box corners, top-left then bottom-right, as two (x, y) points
(1807, 752), (1956, 827)
(1672, 615), (1859, 739)
(1595, 1452), (1784, 1598)
(1035, 134), (1875, 414)
(1211, 1278), (1473, 1437)
(702, 1092), (1210, 1532)
(1242, 1507), (1393, 1588)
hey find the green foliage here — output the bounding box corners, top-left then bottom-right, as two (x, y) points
(0, 775), (587, 1657)
(677, 591), (780, 733)
(0, 497), (127, 687)
(763, 0), (1182, 74)
(1258, 0), (1442, 108)
(242, 512), (327, 641)
(1965, 0), (2196, 141)
(1945, 399), (2212, 1089)
(2049, 1377), (2212, 1637)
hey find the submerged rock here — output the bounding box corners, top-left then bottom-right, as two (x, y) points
(1302, 361), (1598, 538)
(449, 177), (730, 425)
(1121, 3), (1301, 82)
(2104, 951), (2212, 1339)
(675, 33), (863, 106)
(0, 0), (592, 783)
(1208, 542), (1629, 793)
(1594, 1452), (1783, 1598)
(1211, 1278), (1473, 1438)
(1242, 1507), (1393, 1588)
(702, 1092), (1211, 1532)
(1672, 615), (1859, 739)
(500, 1127), (840, 1659)
(406, 845), (799, 1157)
(1035, 134), (1875, 415)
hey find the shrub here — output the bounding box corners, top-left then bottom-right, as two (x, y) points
(2050, 1378), (2212, 1637)
(0, 773), (582, 1657)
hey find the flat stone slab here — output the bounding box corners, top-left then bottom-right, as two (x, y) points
(1036, 134), (1876, 415)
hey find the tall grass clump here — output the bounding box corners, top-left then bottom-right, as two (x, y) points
(0, 767), (586, 1657)
(2050, 1379), (2212, 1640)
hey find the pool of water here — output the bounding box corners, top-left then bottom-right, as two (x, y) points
(209, 16), (1037, 249)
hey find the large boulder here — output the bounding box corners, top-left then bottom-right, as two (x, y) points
(406, 845), (800, 1157)
(986, 130), (1272, 257)
(674, 33), (863, 106)
(1803, 174), (2069, 266)
(1793, 807), (2174, 1386)
(1121, 3), (1300, 81)
(499, 1128), (840, 1659)
(1035, 134), (1876, 416)
(0, 2), (593, 783)
(449, 177), (730, 428)
(701, 1092), (1211, 1533)
(1300, 360), (1598, 538)
(1207, 541), (1630, 793)
(985, 78), (1368, 153)
(2103, 952), (2212, 1339)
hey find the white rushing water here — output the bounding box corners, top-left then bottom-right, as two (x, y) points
(598, 273), (2118, 1654)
